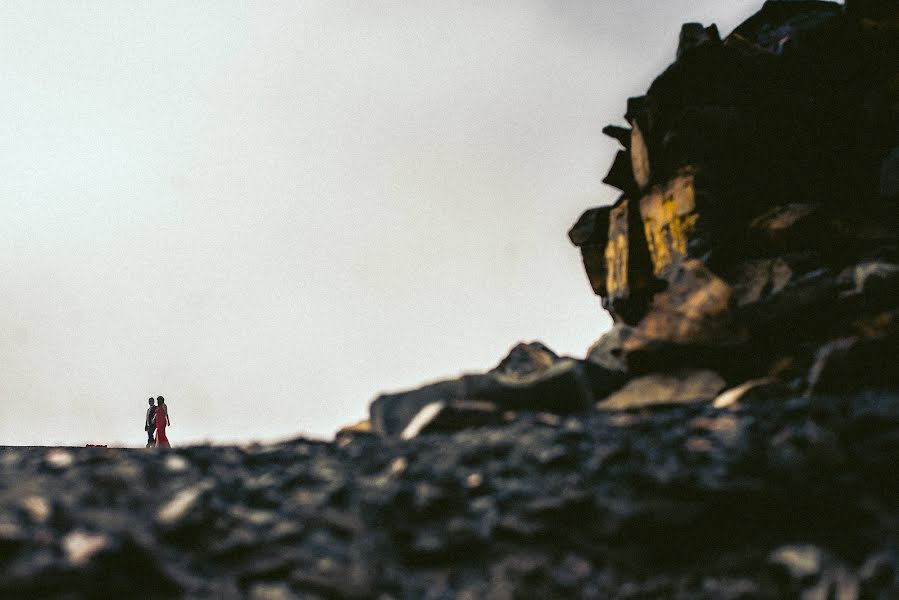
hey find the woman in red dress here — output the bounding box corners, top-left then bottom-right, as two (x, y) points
(155, 396), (171, 448)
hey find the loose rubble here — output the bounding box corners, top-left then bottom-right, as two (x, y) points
(1, 390), (897, 598)
(1, 1), (897, 598)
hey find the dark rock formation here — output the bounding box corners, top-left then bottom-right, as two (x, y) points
(2, 2), (898, 598)
(369, 343), (626, 439)
(569, 0), (898, 392)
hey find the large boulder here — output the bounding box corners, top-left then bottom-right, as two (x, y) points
(586, 323), (632, 373)
(370, 379), (467, 438)
(369, 344), (626, 437)
(488, 341), (560, 377)
(597, 369), (726, 411)
(398, 400), (504, 440)
(471, 359), (597, 414)
(807, 309), (899, 393)
(623, 259), (747, 371)
(568, 206), (613, 299)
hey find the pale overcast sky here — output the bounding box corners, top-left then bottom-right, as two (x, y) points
(1, 1), (760, 446)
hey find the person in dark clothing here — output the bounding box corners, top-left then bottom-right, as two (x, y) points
(145, 397), (156, 448)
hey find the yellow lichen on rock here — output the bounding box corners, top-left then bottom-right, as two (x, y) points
(604, 200), (630, 297)
(640, 175), (699, 276)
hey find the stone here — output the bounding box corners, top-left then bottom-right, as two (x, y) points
(369, 353), (604, 437)
(534, 412), (562, 427)
(369, 378), (466, 437)
(630, 120), (652, 189)
(603, 149), (638, 194)
(473, 359), (595, 413)
(489, 341), (559, 377)
(568, 192), (669, 325)
(658, 106), (758, 194)
(712, 378), (787, 409)
(677, 23), (721, 60)
(597, 369), (726, 410)
(602, 197), (661, 324)
(602, 124), (631, 149)
(388, 457), (407, 477)
(369, 348), (625, 437)
(399, 400), (501, 440)
(335, 419), (374, 446)
(640, 45), (771, 184)
(229, 506), (278, 526)
(248, 583), (300, 600)
(689, 414), (742, 447)
(568, 207), (611, 248)
(465, 472), (484, 489)
(732, 258), (792, 308)
(817, 566), (860, 600)
(0, 521), (27, 553)
(858, 552), (895, 591)
(62, 530), (109, 566)
(44, 449), (73, 470)
(637, 171), (717, 281)
(0, 389), (897, 597)
(845, 262), (899, 310)
(722, 32), (772, 57)
(747, 203), (822, 252)
(568, 206), (612, 297)
(807, 331), (899, 394)
(20, 496), (51, 524)
(729, 2), (843, 55)
(164, 455), (190, 473)
(769, 545), (824, 581)
(624, 260), (745, 361)
(586, 323), (632, 373)
(156, 481), (213, 527)
(737, 267), (841, 334)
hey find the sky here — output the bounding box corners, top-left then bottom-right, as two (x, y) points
(0, 1), (761, 447)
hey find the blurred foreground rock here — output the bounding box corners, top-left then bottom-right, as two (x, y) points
(2, 390), (897, 598)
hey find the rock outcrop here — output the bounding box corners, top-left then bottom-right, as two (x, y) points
(367, 0), (898, 441)
(367, 342), (625, 439)
(1, 2), (897, 598)
(569, 0), (898, 394)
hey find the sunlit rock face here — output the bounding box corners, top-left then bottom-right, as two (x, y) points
(1, 2), (898, 598)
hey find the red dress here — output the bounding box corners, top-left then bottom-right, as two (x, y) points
(155, 406), (170, 448)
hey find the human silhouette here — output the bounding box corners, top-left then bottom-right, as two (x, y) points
(144, 397), (156, 448)
(155, 396), (171, 448)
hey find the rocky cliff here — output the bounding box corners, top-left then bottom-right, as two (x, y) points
(1, 1), (897, 598)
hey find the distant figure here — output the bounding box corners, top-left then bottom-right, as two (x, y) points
(155, 396), (171, 448)
(145, 397), (156, 448)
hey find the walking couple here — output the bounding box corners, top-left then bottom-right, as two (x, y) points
(145, 396), (172, 448)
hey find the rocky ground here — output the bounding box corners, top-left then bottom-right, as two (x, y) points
(2, 1), (897, 598)
(1, 389), (897, 599)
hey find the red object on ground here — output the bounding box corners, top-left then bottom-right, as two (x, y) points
(155, 406), (170, 448)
